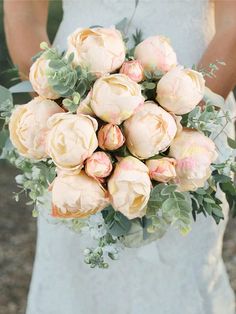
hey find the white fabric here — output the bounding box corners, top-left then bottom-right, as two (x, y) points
(26, 1), (236, 313)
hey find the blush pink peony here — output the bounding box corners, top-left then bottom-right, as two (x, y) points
(169, 128), (218, 191)
(120, 60), (144, 82)
(98, 123), (125, 151)
(85, 152), (113, 179)
(134, 35), (177, 73)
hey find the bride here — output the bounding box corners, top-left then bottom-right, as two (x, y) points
(4, 1), (236, 313)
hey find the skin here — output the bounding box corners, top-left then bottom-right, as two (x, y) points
(3, 0), (236, 98)
(4, 0), (49, 80)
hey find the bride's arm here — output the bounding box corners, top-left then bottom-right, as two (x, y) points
(199, 1), (236, 98)
(3, 0), (49, 79)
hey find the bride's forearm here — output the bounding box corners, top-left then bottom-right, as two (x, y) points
(198, 28), (236, 99)
(3, 0), (49, 80)
(198, 1), (236, 99)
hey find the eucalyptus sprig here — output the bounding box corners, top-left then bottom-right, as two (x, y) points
(82, 212), (120, 268)
(181, 104), (229, 136)
(146, 183), (193, 236)
(62, 92), (81, 113)
(1, 139), (56, 214)
(0, 85), (14, 124)
(40, 42), (96, 98)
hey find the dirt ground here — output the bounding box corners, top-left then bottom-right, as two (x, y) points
(0, 163), (236, 314)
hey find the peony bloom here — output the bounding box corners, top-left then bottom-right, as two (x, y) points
(67, 27), (126, 76)
(46, 113), (98, 171)
(124, 101), (177, 159)
(85, 152), (113, 179)
(90, 74), (144, 124)
(119, 60), (144, 82)
(134, 35), (177, 73)
(108, 156), (151, 219)
(146, 157), (176, 183)
(98, 124), (125, 151)
(9, 97), (64, 159)
(29, 55), (59, 99)
(169, 128), (218, 191)
(51, 171), (108, 218)
(156, 66), (205, 115)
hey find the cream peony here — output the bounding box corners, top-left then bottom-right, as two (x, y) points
(169, 128), (218, 191)
(67, 27), (126, 76)
(46, 113), (98, 171)
(119, 60), (144, 83)
(90, 74), (144, 124)
(146, 157), (176, 183)
(124, 101), (177, 159)
(156, 66), (205, 115)
(29, 55), (59, 99)
(108, 156), (151, 219)
(85, 152), (113, 179)
(98, 123), (125, 151)
(52, 171), (108, 218)
(9, 97), (63, 159)
(134, 35), (177, 73)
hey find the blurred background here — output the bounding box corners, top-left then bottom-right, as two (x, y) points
(0, 1), (236, 313)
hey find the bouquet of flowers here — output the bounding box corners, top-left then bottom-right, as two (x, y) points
(0, 22), (235, 268)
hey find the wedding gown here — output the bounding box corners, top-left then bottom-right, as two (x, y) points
(26, 1), (236, 313)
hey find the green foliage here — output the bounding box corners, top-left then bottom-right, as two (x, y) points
(84, 232), (118, 269)
(40, 43), (95, 98)
(128, 29), (144, 57)
(181, 103), (230, 136)
(115, 17), (129, 36)
(0, 140), (56, 212)
(141, 69), (164, 100)
(0, 85), (14, 122)
(102, 205), (132, 237)
(62, 92), (81, 113)
(211, 164), (236, 217)
(227, 137), (236, 149)
(220, 182), (236, 217)
(112, 145), (132, 158)
(132, 29), (143, 46)
(146, 183), (193, 236)
(0, 128), (9, 149)
(191, 188), (224, 224)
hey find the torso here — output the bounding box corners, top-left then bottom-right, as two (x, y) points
(55, 0), (215, 66)
(26, 2), (236, 314)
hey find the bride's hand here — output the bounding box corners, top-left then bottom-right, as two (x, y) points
(3, 0), (50, 80)
(198, 0), (236, 99)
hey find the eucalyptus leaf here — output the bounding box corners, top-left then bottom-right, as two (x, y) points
(0, 85), (13, 104)
(160, 184), (177, 196)
(227, 137), (236, 149)
(102, 206), (132, 237)
(0, 129), (9, 149)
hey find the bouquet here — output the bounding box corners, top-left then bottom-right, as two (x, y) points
(0, 22), (235, 269)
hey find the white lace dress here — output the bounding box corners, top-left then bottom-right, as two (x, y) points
(26, 1), (236, 313)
